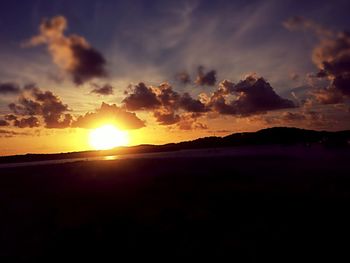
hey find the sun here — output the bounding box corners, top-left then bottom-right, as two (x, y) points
(89, 124), (129, 150)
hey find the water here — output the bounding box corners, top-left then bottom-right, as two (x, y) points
(0, 148), (224, 168)
(0, 145), (343, 169)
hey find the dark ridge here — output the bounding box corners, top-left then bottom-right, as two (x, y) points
(1, 127), (349, 164)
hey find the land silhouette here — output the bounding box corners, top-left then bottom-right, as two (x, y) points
(1, 127), (350, 261)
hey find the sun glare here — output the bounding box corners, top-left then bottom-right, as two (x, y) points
(89, 125), (129, 150)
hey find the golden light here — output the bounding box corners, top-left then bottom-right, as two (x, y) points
(89, 125), (129, 150)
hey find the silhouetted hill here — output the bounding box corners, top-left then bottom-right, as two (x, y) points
(1, 127), (349, 164)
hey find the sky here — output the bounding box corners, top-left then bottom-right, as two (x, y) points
(0, 0), (350, 155)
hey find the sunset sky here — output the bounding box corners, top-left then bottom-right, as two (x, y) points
(0, 0), (350, 155)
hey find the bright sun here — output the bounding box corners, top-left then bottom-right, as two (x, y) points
(89, 124), (129, 150)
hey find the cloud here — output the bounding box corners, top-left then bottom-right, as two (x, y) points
(0, 120), (9, 126)
(176, 112), (208, 130)
(0, 83), (20, 95)
(72, 102), (145, 130)
(179, 92), (208, 113)
(151, 84), (185, 125)
(208, 75), (295, 115)
(232, 75), (296, 114)
(13, 116), (40, 128)
(153, 110), (206, 130)
(156, 82), (181, 108)
(91, 83), (114, 96)
(123, 82), (161, 111)
(175, 72), (191, 84)
(121, 77), (295, 129)
(281, 111), (307, 122)
(203, 79), (235, 114)
(27, 16), (107, 85)
(254, 108), (336, 129)
(195, 66), (217, 86)
(285, 16), (350, 103)
(5, 84), (143, 131)
(312, 88), (344, 104)
(153, 108), (180, 125)
(283, 16), (333, 38)
(124, 82), (208, 113)
(3, 114), (40, 128)
(122, 82), (208, 127)
(0, 129), (30, 138)
(156, 83), (208, 113)
(281, 110), (334, 128)
(290, 73), (299, 81)
(4, 114), (17, 121)
(312, 32), (350, 102)
(8, 84), (73, 128)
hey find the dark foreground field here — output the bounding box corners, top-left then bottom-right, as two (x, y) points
(1, 146), (350, 261)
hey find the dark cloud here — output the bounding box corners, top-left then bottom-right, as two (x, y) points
(151, 84), (182, 125)
(70, 42), (106, 85)
(156, 83), (181, 107)
(3, 114), (39, 128)
(72, 102), (145, 130)
(4, 114), (17, 121)
(13, 116), (40, 128)
(332, 74), (350, 96)
(208, 75), (295, 116)
(123, 82), (160, 111)
(195, 66), (217, 86)
(5, 84), (143, 131)
(0, 119), (9, 126)
(179, 93), (208, 113)
(27, 16), (107, 85)
(123, 82), (208, 127)
(154, 110), (206, 130)
(232, 75), (296, 114)
(8, 85), (72, 128)
(91, 83), (114, 96)
(121, 77), (295, 129)
(0, 83), (20, 95)
(205, 79), (235, 114)
(156, 83), (208, 113)
(175, 72), (191, 84)
(124, 82), (207, 113)
(9, 98), (41, 116)
(312, 32), (350, 99)
(285, 17), (350, 104)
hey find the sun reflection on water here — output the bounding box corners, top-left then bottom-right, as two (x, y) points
(103, 155), (119, 161)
